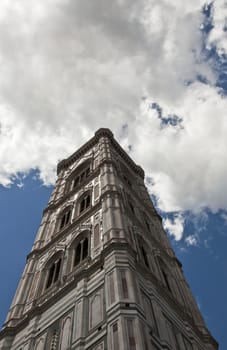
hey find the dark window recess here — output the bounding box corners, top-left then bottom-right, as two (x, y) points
(54, 259), (61, 282)
(46, 258), (62, 289)
(145, 220), (150, 230)
(129, 202), (135, 214)
(60, 209), (71, 229)
(80, 194), (91, 214)
(162, 269), (171, 292)
(74, 238), (89, 267)
(74, 242), (82, 266)
(73, 166), (91, 189)
(82, 238), (88, 259)
(46, 264), (55, 289)
(73, 177), (79, 188)
(141, 247), (149, 268)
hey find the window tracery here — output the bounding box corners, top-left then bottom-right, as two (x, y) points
(45, 256), (62, 290)
(59, 207), (72, 230)
(65, 159), (92, 193)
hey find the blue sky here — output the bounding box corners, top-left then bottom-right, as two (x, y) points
(0, 1), (227, 349)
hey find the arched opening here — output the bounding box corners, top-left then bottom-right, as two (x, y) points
(65, 159), (92, 193)
(82, 237), (88, 259)
(73, 235), (90, 268)
(79, 193), (91, 214)
(58, 206), (72, 230)
(45, 257), (62, 289)
(74, 242), (82, 266)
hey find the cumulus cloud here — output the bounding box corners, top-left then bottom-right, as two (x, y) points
(163, 214), (185, 241)
(0, 0), (227, 221)
(207, 0), (227, 55)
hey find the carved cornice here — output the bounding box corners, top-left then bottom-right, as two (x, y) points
(57, 128), (144, 179)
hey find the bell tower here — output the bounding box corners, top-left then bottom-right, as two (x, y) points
(0, 128), (218, 349)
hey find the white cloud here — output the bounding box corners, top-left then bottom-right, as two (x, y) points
(207, 0), (227, 55)
(0, 0), (227, 218)
(185, 235), (199, 246)
(163, 214), (185, 241)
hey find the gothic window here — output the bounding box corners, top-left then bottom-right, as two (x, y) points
(73, 237), (89, 267)
(46, 258), (62, 289)
(65, 160), (92, 193)
(59, 207), (72, 230)
(72, 165), (91, 189)
(74, 242), (81, 266)
(78, 192), (91, 214)
(82, 237), (88, 259)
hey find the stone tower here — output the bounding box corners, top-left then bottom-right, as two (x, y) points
(0, 128), (218, 350)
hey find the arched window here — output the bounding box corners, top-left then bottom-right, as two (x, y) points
(74, 237), (89, 267)
(46, 257), (62, 289)
(79, 192), (91, 214)
(59, 207), (72, 230)
(82, 237), (88, 259)
(74, 242), (81, 266)
(65, 160), (92, 193)
(72, 165), (90, 189)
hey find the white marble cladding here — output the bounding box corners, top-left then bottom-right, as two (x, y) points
(0, 129), (218, 350)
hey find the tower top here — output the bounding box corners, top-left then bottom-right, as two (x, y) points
(57, 127), (145, 178)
